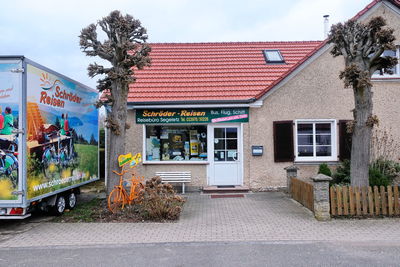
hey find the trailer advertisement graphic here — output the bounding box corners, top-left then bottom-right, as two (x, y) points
(0, 63), (20, 201)
(26, 64), (98, 199)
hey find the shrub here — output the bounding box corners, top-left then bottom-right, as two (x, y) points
(318, 163), (332, 177)
(368, 166), (391, 187)
(332, 160), (351, 185)
(332, 159), (400, 186)
(369, 158), (400, 187)
(137, 177), (185, 221)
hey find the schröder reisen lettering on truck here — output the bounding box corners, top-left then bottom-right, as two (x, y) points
(0, 56), (99, 219)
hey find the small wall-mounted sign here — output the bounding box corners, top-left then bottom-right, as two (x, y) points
(118, 153), (133, 167)
(118, 152), (142, 167)
(252, 146), (263, 156)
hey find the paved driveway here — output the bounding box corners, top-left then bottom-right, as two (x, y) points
(0, 192), (399, 248)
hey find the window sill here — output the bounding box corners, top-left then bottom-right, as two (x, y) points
(143, 161), (209, 165)
(371, 76), (400, 82)
(294, 161), (339, 166)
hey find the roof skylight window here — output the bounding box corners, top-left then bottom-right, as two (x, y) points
(263, 50), (285, 64)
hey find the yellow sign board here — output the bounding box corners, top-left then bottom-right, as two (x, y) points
(118, 153), (133, 167)
(118, 152), (142, 167)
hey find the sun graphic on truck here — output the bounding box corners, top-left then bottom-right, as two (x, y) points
(40, 73), (63, 91)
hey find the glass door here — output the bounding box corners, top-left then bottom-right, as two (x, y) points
(209, 125), (242, 186)
(214, 127), (238, 162)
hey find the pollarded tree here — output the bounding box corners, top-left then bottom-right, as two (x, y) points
(328, 17), (397, 187)
(79, 10), (151, 194)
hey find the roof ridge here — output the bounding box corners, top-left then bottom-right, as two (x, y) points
(253, 0), (400, 100)
(351, 0), (400, 21)
(147, 41), (323, 45)
(127, 1), (400, 104)
(254, 40), (328, 99)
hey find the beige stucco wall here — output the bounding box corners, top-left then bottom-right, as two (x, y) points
(246, 49), (353, 189)
(245, 3), (400, 190)
(124, 3), (400, 190)
(363, 3), (400, 139)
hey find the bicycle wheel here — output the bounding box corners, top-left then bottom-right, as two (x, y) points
(108, 189), (124, 213)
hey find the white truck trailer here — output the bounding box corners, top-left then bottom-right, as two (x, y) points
(0, 56), (99, 219)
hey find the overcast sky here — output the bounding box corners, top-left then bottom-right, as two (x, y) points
(0, 0), (372, 88)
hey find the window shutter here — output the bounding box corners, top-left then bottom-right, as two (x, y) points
(273, 121), (294, 162)
(338, 120), (352, 161)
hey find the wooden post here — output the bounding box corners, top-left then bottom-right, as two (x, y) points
(394, 186), (400, 216)
(337, 186), (342, 216)
(349, 186), (355, 216)
(368, 187), (374, 216)
(380, 186), (387, 215)
(361, 187), (368, 215)
(374, 186), (380, 215)
(355, 187), (361, 216)
(330, 187), (336, 216)
(387, 186), (393, 216)
(342, 186), (349, 216)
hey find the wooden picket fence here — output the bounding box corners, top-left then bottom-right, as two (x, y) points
(291, 178), (314, 211)
(330, 185), (400, 217)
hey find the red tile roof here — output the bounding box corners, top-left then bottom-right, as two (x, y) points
(128, 0), (400, 104)
(128, 41), (323, 103)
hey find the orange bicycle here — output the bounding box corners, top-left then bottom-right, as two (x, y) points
(108, 166), (144, 213)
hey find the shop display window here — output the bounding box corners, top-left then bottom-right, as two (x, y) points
(145, 125), (207, 161)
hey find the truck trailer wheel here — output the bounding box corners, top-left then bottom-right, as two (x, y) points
(52, 195), (66, 216)
(66, 192), (77, 210)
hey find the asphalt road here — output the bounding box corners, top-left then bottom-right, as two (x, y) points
(0, 240), (399, 267)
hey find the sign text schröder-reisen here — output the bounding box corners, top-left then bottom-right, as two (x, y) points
(136, 108), (249, 124)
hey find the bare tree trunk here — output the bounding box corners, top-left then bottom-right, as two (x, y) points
(106, 82), (128, 194)
(350, 85), (373, 187)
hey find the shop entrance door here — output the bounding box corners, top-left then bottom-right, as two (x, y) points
(209, 125), (242, 186)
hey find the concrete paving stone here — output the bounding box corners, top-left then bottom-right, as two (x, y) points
(0, 192), (400, 248)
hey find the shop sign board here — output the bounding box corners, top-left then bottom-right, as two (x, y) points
(136, 108), (249, 124)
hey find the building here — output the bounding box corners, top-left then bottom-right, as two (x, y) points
(123, 0), (400, 191)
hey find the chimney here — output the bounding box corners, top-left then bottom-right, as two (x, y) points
(323, 15), (330, 39)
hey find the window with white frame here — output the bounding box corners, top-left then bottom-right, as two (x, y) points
(373, 46), (400, 77)
(144, 125), (208, 162)
(295, 120), (337, 161)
